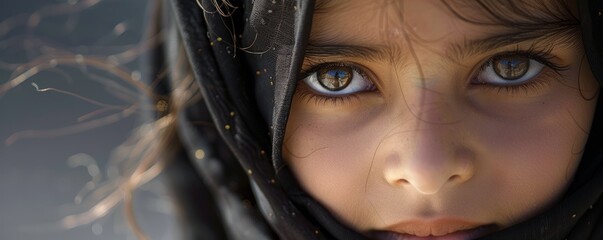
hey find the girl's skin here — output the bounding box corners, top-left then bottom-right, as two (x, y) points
(283, 0), (599, 239)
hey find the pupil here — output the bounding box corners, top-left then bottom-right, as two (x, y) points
(318, 66), (352, 91)
(493, 56), (529, 81)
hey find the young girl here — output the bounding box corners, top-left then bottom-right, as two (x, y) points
(148, 0), (603, 239)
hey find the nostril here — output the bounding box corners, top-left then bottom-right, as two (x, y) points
(394, 179), (410, 186)
(448, 175), (461, 182)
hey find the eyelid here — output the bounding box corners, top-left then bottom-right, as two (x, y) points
(468, 49), (567, 95)
(483, 48), (569, 72)
(471, 49), (568, 86)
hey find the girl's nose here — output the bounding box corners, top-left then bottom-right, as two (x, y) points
(382, 125), (476, 194)
(382, 108), (476, 195)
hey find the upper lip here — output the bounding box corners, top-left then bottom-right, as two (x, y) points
(383, 218), (487, 237)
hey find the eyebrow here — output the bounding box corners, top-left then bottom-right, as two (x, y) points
(305, 28), (579, 64)
(446, 27), (579, 62)
(304, 44), (391, 62)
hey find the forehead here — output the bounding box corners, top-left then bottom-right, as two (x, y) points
(310, 0), (577, 46)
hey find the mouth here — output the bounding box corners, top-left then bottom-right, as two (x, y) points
(369, 220), (499, 240)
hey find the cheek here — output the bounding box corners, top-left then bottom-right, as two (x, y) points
(283, 101), (387, 225)
(474, 90), (596, 223)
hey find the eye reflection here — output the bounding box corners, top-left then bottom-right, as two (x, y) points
(318, 66), (352, 91)
(493, 56), (530, 80)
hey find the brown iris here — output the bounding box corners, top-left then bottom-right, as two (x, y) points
(492, 56), (530, 81)
(317, 66), (353, 91)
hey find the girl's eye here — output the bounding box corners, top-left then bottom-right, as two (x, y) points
(474, 55), (545, 86)
(302, 63), (375, 96)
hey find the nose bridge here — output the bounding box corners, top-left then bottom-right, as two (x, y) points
(407, 88), (457, 166)
(382, 97), (475, 195)
(404, 80), (456, 124)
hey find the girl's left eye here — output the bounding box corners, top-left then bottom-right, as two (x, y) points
(473, 55), (545, 86)
(302, 63), (376, 96)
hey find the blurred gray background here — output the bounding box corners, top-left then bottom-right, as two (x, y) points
(0, 0), (178, 239)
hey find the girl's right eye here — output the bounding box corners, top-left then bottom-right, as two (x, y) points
(302, 63), (376, 96)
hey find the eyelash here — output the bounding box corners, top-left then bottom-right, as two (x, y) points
(296, 87), (363, 105)
(298, 48), (569, 104)
(493, 46), (567, 72)
(471, 48), (568, 94)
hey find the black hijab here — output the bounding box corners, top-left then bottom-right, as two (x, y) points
(145, 0), (603, 239)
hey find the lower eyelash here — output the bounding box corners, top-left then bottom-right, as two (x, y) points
(472, 69), (559, 95)
(294, 86), (362, 106)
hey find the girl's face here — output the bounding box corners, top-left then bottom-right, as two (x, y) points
(283, 0), (599, 239)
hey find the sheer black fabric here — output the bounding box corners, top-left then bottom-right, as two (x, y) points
(144, 0), (603, 239)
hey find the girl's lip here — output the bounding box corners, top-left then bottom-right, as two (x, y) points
(369, 220), (499, 240)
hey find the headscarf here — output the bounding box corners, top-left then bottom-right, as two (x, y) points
(145, 0), (603, 239)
